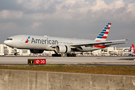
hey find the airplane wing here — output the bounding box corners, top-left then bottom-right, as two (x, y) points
(70, 39), (127, 47)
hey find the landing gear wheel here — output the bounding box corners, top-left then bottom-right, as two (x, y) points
(67, 54), (76, 57)
(129, 54), (134, 57)
(14, 49), (18, 56)
(52, 54), (61, 57)
(14, 53), (17, 55)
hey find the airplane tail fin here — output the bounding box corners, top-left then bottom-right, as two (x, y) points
(132, 44), (135, 53)
(95, 23), (111, 42)
(128, 46), (132, 52)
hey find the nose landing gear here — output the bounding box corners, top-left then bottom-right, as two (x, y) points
(13, 49), (18, 56)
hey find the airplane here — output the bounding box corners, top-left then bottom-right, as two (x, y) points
(126, 44), (135, 57)
(4, 23), (127, 57)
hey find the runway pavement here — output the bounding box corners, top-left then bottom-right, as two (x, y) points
(0, 56), (135, 66)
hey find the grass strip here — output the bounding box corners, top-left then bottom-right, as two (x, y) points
(0, 65), (135, 75)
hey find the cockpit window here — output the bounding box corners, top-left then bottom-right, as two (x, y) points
(7, 38), (12, 40)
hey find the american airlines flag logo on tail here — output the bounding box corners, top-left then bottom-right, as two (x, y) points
(128, 44), (135, 53)
(128, 46), (132, 52)
(95, 23), (111, 42)
(25, 36), (30, 43)
(132, 44), (135, 53)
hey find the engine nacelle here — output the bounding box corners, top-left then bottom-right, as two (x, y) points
(30, 49), (44, 53)
(55, 45), (71, 53)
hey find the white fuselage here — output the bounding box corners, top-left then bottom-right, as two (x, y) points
(4, 35), (99, 52)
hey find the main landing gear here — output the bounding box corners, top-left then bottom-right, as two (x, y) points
(67, 53), (76, 57)
(52, 54), (61, 57)
(52, 51), (76, 57)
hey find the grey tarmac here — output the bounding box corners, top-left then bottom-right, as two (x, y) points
(0, 56), (135, 66)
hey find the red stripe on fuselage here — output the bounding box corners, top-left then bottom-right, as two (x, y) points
(94, 45), (106, 48)
(96, 40), (101, 42)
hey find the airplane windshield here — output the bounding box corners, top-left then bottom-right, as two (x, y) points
(7, 38), (12, 40)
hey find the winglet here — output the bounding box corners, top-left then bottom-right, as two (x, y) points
(95, 23), (111, 42)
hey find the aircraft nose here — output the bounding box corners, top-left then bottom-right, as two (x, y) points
(4, 40), (12, 46)
(4, 37), (15, 48)
(4, 40), (9, 45)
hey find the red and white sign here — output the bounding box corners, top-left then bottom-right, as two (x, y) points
(34, 59), (46, 65)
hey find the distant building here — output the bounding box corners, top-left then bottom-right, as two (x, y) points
(0, 44), (130, 56)
(0, 44), (54, 56)
(93, 47), (130, 56)
(82, 47), (130, 56)
(0, 44), (31, 55)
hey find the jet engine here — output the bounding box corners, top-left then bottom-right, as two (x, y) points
(55, 45), (71, 53)
(30, 49), (44, 53)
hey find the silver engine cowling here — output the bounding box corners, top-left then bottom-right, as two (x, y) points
(55, 45), (71, 53)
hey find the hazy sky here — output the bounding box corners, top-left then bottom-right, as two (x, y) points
(0, 0), (135, 46)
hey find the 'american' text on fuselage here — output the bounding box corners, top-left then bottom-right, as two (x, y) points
(31, 38), (58, 45)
